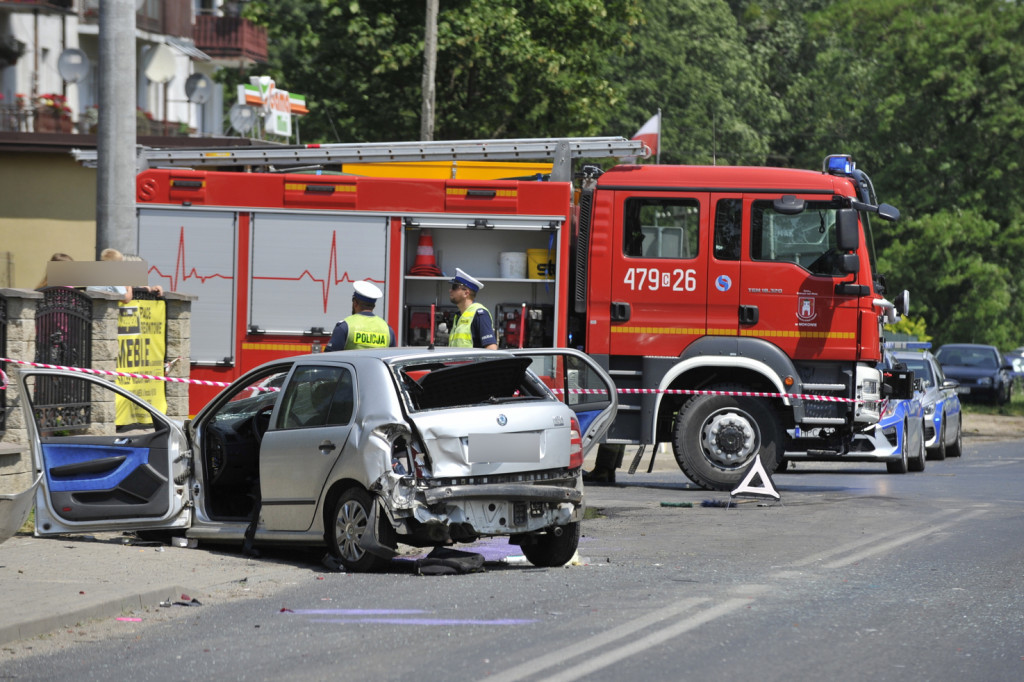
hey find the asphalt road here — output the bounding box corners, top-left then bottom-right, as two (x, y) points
(2, 438), (1022, 681)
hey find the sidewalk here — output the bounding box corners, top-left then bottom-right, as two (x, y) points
(0, 531), (314, 647)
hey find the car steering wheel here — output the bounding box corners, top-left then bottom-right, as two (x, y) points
(252, 404), (275, 444)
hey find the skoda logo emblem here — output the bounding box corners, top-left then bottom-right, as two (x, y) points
(497, 414), (508, 426)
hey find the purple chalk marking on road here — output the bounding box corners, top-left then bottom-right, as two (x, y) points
(312, 617), (537, 626)
(288, 609), (425, 616)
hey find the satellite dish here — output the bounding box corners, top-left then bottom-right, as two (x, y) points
(58, 48), (90, 84)
(143, 44), (176, 84)
(185, 73), (213, 104)
(229, 104), (256, 134)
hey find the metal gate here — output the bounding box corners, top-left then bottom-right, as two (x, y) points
(34, 287), (93, 433)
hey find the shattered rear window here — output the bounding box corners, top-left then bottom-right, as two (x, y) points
(393, 356), (551, 411)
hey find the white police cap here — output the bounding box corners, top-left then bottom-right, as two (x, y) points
(451, 267), (484, 292)
(353, 280), (383, 303)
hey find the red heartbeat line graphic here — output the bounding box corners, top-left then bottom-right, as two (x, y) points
(148, 226), (234, 291)
(253, 230), (384, 313)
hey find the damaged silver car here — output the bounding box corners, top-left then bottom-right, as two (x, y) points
(17, 348), (616, 571)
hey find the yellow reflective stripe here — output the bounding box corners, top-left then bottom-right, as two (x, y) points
(609, 327), (855, 340)
(283, 182), (356, 192)
(242, 342), (316, 351)
(445, 188), (517, 197)
(741, 329), (855, 339)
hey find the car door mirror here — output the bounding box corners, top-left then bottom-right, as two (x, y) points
(941, 379), (959, 390)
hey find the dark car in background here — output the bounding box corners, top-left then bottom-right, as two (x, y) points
(935, 343), (1014, 405)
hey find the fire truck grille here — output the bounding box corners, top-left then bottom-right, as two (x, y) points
(803, 400), (845, 421)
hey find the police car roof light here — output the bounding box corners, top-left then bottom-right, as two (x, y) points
(883, 341), (932, 350)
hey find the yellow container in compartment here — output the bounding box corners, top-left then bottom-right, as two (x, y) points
(527, 248), (555, 279)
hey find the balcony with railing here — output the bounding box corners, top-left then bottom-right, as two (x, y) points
(193, 14), (267, 66)
(0, 99), (194, 138)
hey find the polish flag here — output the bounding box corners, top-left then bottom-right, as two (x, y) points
(631, 111), (660, 158)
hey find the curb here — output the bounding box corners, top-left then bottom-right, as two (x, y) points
(0, 584), (194, 648)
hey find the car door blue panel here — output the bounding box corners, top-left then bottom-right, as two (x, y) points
(43, 444), (149, 492)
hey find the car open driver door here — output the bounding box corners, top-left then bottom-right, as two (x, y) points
(508, 348), (618, 455)
(17, 368), (192, 536)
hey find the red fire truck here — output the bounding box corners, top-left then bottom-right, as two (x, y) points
(123, 137), (904, 490)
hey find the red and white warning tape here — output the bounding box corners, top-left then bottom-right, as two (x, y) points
(550, 387), (860, 403)
(1, 357), (861, 403)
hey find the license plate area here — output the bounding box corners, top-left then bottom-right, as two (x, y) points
(468, 432), (540, 463)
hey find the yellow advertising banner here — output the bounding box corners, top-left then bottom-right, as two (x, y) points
(115, 299), (167, 425)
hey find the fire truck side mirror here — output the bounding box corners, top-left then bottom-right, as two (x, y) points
(836, 208), (860, 251)
(877, 203), (900, 221)
(840, 253), (860, 274)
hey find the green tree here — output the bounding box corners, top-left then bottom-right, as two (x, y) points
(608, 0), (784, 165)
(243, 0), (641, 143)
(878, 210), (1024, 348)
(788, 0), (1024, 227)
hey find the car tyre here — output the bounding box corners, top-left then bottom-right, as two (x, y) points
(927, 419), (947, 461)
(672, 385), (783, 491)
(519, 521), (581, 567)
(908, 421), (926, 472)
(886, 420), (909, 474)
(329, 488), (392, 573)
(946, 415), (964, 457)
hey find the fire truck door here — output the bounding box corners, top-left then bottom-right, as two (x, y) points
(608, 192), (709, 358)
(740, 196), (860, 361)
(707, 195), (742, 336)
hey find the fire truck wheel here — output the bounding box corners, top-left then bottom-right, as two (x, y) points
(673, 386), (783, 490)
(520, 522), (581, 567)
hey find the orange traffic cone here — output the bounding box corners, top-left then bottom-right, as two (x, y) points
(409, 230), (442, 276)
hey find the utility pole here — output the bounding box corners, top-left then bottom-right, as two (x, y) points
(420, 0), (438, 141)
(96, 0), (137, 258)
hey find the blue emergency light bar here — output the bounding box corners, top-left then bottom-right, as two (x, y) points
(824, 154), (855, 175)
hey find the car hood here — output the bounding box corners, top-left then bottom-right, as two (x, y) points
(940, 365), (999, 380)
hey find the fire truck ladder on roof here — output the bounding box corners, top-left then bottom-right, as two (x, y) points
(71, 136), (650, 182)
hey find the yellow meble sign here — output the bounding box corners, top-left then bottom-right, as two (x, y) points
(115, 299), (167, 426)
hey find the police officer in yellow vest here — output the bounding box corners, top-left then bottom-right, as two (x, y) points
(325, 280), (396, 351)
(448, 268), (497, 349)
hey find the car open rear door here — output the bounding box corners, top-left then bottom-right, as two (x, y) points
(16, 368), (191, 535)
(509, 348), (618, 455)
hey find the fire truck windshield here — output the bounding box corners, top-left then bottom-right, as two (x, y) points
(750, 200), (850, 277)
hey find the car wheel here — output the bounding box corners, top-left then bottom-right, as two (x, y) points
(519, 521), (581, 567)
(329, 488), (391, 573)
(927, 419), (947, 461)
(886, 420), (909, 474)
(672, 385), (783, 491)
(908, 421), (926, 472)
(946, 415), (964, 457)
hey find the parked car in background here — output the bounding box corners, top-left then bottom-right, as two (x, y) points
(935, 343), (1014, 404)
(17, 347), (617, 571)
(893, 348), (963, 460)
